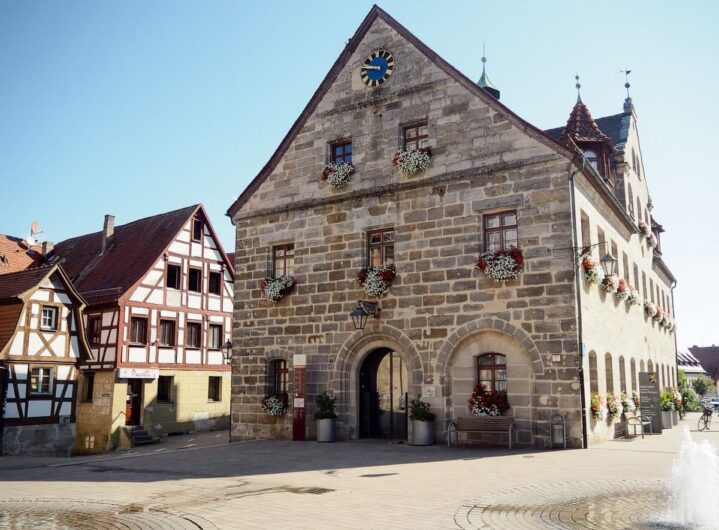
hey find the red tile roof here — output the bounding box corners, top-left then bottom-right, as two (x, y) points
(0, 265), (55, 300)
(559, 102), (612, 145)
(52, 205), (200, 305)
(0, 234), (42, 274)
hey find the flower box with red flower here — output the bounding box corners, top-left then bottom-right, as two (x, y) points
(468, 385), (510, 417)
(357, 263), (396, 297)
(476, 247), (524, 282)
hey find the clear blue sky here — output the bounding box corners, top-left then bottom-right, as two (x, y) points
(1, 1), (717, 350)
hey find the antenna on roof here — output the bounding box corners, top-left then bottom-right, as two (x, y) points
(575, 74), (582, 104)
(22, 220), (43, 248)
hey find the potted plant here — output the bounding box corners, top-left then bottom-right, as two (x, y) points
(409, 396), (435, 446)
(314, 391), (337, 443)
(659, 389), (675, 429)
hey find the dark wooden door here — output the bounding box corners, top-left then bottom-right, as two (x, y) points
(125, 380), (142, 426)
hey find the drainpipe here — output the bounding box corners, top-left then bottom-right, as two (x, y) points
(0, 366), (7, 456)
(671, 280), (678, 385)
(568, 158), (588, 449)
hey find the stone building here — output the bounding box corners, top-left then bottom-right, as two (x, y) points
(227, 6), (677, 447)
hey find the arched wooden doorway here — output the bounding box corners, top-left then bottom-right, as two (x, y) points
(358, 348), (408, 440)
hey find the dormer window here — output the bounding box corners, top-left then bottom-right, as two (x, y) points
(583, 150), (598, 172)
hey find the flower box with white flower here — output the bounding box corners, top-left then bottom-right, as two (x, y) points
(581, 255), (604, 285)
(475, 247), (523, 282)
(626, 288), (641, 306)
(638, 220), (651, 238)
(644, 300), (658, 319)
(614, 278), (630, 301)
(590, 393), (607, 420)
(261, 275), (296, 303)
(321, 162), (355, 189)
(357, 264), (396, 297)
(391, 148), (431, 174)
(607, 393), (623, 420)
(601, 274), (619, 295)
(260, 393), (289, 417)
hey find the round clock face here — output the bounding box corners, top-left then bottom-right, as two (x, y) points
(360, 50), (394, 87)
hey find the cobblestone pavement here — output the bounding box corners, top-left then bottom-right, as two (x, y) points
(0, 418), (715, 529)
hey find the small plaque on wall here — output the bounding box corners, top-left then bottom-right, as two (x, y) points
(422, 386), (437, 398)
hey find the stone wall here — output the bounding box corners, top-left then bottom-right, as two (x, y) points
(3, 423), (76, 457)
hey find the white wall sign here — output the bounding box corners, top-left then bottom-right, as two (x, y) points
(293, 354), (307, 367)
(118, 368), (159, 379)
(421, 385), (437, 398)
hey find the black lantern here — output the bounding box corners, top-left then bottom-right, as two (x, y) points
(223, 340), (233, 365)
(600, 253), (617, 277)
(350, 300), (380, 330)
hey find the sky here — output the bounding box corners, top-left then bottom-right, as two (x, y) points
(1, 1), (717, 351)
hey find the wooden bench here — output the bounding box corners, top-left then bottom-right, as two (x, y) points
(624, 411), (652, 438)
(448, 417), (515, 449)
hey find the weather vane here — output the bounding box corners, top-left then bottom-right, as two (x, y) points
(621, 68), (632, 98)
(575, 74), (582, 103)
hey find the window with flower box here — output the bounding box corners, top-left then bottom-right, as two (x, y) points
(330, 141), (352, 164)
(402, 122), (428, 151)
(367, 228), (395, 267)
(272, 244), (294, 277)
(484, 211), (517, 252)
(476, 353), (507, 393)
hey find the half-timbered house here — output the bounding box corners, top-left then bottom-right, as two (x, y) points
(49, 204), (234, 453)
(0, 265), (90, 456)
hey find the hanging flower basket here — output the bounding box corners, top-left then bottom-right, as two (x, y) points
(468, 385), (510, 417)
(582, 255), (604, 285)
(607, 393), (623, 419)
(590, 393), (607, 420)
(261, 276), (295, 303)
(638, 220), (651, 238)
(644, 300), (658, 319)
(475, 247), (523, 282)
(620, 392), (636, 413)
(391, 148), (431, 174)
(260, 392), (289, 416)
(601, 274), (620, 295)
(321, 162), (355, 189)
(647, 233), (658, 248)
(626, 288), (641, 306)
(357, 264), (396, 297)
(614, 278), (630, 301)
(653, 306), (664, 323)
(632, 390), (641, 408)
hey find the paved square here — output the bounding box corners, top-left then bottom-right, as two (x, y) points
(0, 416), (714, 529)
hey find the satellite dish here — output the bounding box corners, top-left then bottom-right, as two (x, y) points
(31, 220), (40, 236)
(23, 234), (37, 247)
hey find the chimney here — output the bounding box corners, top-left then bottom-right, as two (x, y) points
(102, 214), (115, 254)
(41, 241), (54, 257)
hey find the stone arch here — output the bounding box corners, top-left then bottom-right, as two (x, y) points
(330, 324), (423, 440)
(436, 317), (544, 378)
(437, 317), (543, 447)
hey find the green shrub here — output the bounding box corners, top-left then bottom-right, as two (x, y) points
(314, 391), (337, 420)
(409, 396), (435, 422)
(660, 389), (676, 412)
(693, 375), (714, 398)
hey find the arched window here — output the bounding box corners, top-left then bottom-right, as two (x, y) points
(630, 358), (637, 392)
(476, 353), (507, 393)
(637, 198), (643, 223)
(627, 185), (635, 219)
(648, 359), (654, 373)
(619, 356), (627, 393)
(588, 351), (598, 394)
(605, 353), (614, 393)
(583, 150), (599, 172)
(640, 360), (645, 373)
(268, 359), (288, 395)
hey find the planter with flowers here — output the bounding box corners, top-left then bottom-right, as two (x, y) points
(614, 278), (630, 301)
(590, 393), (607, 420)
(409, 396), (436, 446)
(475, 247), (524, 282)
(638, 220), (651, 238)
(321, 162), (355, 189)
(632, 390), (641, 408)
(601, 274), (620, 295)
(653, 307), (664, 324)
(647, 233), (658, 248)
(626, 288), (641, 306)
(262, 276), (296, 303)
(357, 263), (396, 297)
(620, 392), (636, 414)
(607, 393), (623, 420)
(392, 148), (431, 174)
(261, 392), (289, 417)
(644, 300), (658, 319)
(468, 385), (510, 417)
(582, 256), (604, 285)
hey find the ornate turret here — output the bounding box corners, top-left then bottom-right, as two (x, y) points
(477, 44), (500, 100)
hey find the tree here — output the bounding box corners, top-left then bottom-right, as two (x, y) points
(692, 374), (713, 397)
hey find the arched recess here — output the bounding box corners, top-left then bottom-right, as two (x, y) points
(630, 358), (637, 392)
(330, 325), (423, 440)
(605, 353), (614, 393)
(619, 356), (627, 393)
(437, 317), (542, 447)
(588, 351), (598, 394)
(640, 359), (646, 373)
(648, 359), (654, 373)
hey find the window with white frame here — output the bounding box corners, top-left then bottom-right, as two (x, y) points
(30, 367), (52, 394)
(40, 306), (58, 331)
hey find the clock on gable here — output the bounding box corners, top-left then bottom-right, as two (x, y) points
(360, 49), (394, 87)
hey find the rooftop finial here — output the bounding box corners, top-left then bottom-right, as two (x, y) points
(621, 68), (632, 98)
(477, 42), (500, 100)
(575, 74), (582, 104)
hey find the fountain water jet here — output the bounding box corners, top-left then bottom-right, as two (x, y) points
(669, 427), (719, 527)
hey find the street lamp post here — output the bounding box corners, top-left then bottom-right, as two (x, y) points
(223, 340), (233, 365)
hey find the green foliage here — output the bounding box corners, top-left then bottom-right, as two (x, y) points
(678, 369), (688, 389)
(314, 391), (337, 420)
(693, 375), (713, 397)
(660, 389), (676, 411)
(409, 396), (435, 422)
(681, 386), (701, 412)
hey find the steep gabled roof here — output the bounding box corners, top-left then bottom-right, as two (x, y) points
(0, 234), (42, 274)
(559, 101), (612, 145)
(0, 266), (55, 300)
(227, 4), (573, 219)
(545, 112), (626, 149)
(52, 205), (200, 305)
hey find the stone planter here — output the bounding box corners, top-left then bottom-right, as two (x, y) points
(316, 418), (336, 443)
(411, 419), (434, 446)
(661, 411), (673, 429)
(671, 410), (679, 426)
